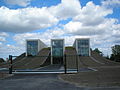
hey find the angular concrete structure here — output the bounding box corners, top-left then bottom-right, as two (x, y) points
(73, 38), (90, 56)
(26, 39), (47, 56)
(51, 39), (64, 64)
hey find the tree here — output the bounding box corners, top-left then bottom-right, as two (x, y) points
(110, 45), (120, 62)
(112, 45), (120, 55)
(93, 48), (103, 56)
(110, 54), (114, 61)
(105, 55), (109, 59)
(0, 58), (5, 63)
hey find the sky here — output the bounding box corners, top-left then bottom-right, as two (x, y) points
(0, 0), (120, 59)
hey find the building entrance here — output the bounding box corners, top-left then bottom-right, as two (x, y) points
(51, 39), (64, 65)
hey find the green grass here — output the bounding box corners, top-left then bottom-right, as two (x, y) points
(65, 46), (75, 49)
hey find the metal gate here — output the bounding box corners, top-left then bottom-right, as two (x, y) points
(8, 54), (78, 74)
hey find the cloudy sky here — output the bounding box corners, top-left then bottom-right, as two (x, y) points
(0, 0), (120, 59)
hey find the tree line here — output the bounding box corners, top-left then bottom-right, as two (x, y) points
(93, 45), (120, 62)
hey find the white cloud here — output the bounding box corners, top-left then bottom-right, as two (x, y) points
(0, 0), (81, 33)
(74, 1), (113, 26)
(64, 18), (116, 35)
(49, 0), (81, 20)
(111, 24), (120, 43)
(0, 32), (9, 37)
(0, 42), (2, 46)
(63, 35), (90, 46)
(13, 28), (65, 46)
(5, 0), (32, 7)
(63, 1), (117, 36)
(112, 28), (120, 38)
(0, 6), (58, 33)
(0, 37), (6, 42)
(0, 32), (9, 42)
(0, 44), (24, 59)
(102, 0), (120, 7)
(0, 0), (120, 58)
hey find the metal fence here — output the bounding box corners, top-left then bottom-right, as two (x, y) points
(8, 54), (79, 74)
(64, 54), (79, 73)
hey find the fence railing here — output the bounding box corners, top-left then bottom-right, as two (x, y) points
(8, 54), (79, 74)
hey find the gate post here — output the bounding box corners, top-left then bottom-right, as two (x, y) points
(9, 55), (12, 74)
(64, 54), (67, 74)
(76, 55), (78, 72)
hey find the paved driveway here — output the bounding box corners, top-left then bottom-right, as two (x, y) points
(0, 74), (120, 90)
(38, 64), (63, 70)
(0, 74), (81, 90)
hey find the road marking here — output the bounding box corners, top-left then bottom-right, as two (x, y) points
(0, 68), (8, 70)
(13, 71), (64, 74)
(90, 57), (105, 65)
(12, 70), (77, 74)
(88, 67), (98, 71)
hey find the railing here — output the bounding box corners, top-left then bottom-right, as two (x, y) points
(8, 54), (79, 74)
(64, 54), (79, 73)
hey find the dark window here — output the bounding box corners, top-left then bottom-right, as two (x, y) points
(27, 41), (38, 56)
(52, 40), (63, 57)
(77, 39), (89, 56)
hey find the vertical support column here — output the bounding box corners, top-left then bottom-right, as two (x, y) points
(64, 54), (67, 74)
(26, 40), (27, 56)
(9, 55), (12, 74)
(76, 55), (79, 72)
(51, 55), (53, 64)
(76, 40), (78, 55)
(89, 38), (91, 56)
(51, 40), (53, 65)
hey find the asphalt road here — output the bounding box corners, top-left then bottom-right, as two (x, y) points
(0, 74), (120, 90)
(0, 74), (81, 90)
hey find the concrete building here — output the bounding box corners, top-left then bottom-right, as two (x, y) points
(51, 39), (64, 64)
(73, 38), (90, 56)
(26, 39), (47, 56)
